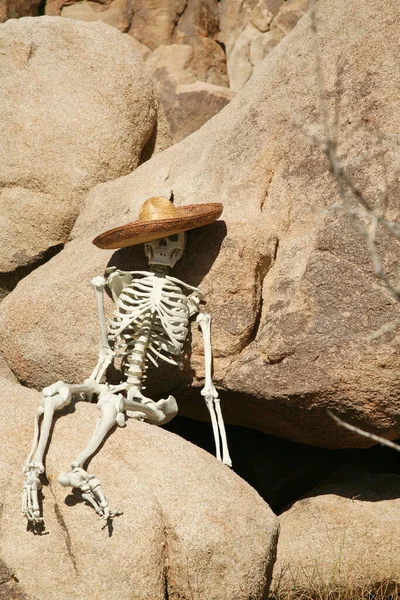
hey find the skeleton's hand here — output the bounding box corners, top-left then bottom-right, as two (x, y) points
(22, 465), (43, 523)
(89, 345), (115, 384)
(96, 346), (116, 380)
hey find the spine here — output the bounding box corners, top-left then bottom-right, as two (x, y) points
(125, 316), (153, 388)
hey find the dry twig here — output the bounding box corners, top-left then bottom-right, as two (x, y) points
(328, 411), (400, 453)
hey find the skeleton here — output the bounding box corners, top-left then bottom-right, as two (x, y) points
(22, 229), (231, 524)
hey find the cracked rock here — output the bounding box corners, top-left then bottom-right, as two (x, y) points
(0, 379), (278, 600)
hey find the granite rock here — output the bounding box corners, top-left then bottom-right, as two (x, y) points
(1, 379), (278, 600)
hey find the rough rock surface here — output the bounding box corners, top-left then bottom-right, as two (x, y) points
(146, 43), (197, 86)
(146, 46), (235, 141)
(0, 352), (17, 383)
(144, 34), (230, 142)
(170, 82), (235, 142)
(0, 16), (166, 277)
(1, 379), (278, 600)
(61, 0), (134, 32)
(172, 0), (228, 85)
(43, 0), (231, 142)
(127, 0), (188, 48)
(0, 558), (30, 600)
(219, 0), (310, 91)
(51, 0), (229, 87)
(0, 0), (41, 21)
(146, 39), (228, 90)
(272, 468), (400, 595)
(1, 0), (400, 448)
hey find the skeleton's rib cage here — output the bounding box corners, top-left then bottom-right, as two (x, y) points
(108, 273), (196, 387)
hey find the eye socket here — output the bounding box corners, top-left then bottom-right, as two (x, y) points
(168, 234), (179, 241)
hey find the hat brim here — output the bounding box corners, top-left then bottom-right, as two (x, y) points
(93, 203), (223, 249)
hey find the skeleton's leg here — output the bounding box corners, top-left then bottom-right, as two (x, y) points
(58, 388), (178, 518)
(58, 392), (124, 519)
(22, 380), (105, 523)
(22, 384), (71, 523)
(71, 392), (122, 468)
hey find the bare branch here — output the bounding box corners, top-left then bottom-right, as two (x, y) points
(328, 411), (400, 453)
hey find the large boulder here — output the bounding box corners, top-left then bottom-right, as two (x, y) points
(1, 0), (400, 448)
(0, 16), (167, 287)
(271, 467), (400, 595)
(1, 378), (278, 600)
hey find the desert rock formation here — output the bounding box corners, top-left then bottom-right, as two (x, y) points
(0, 1), (400, 597)
(1, 0), (398, 449)
(0, 1), (312, 143)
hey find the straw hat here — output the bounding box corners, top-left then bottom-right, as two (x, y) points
(93, 196), (223, 249)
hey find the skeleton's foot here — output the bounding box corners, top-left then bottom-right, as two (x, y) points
(58, 467), (121, 520)
(22, 464), (43, 523)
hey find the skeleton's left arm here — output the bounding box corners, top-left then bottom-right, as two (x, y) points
(195, 308), (232, 467)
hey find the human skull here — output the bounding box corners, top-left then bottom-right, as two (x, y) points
(144, 232), (186, 268)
